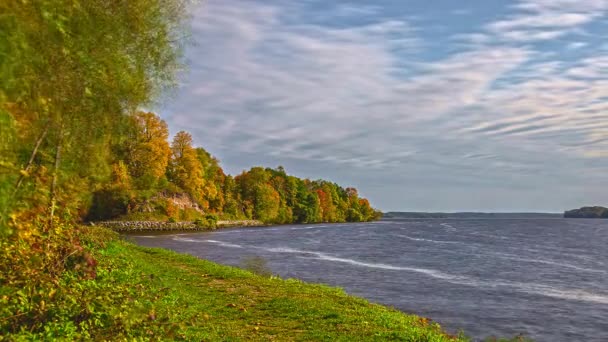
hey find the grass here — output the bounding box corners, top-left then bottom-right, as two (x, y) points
(2, 227), (530, 341)
(91, 234), (464, 341)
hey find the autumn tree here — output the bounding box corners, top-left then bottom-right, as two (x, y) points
(121, 111), (172, 188)
(1, 0), (187, 223)
(195, 147), (225, 212)
(0, 0), (189, 335)
(167, 131), (205, 205)
(222, 175), (241, 219)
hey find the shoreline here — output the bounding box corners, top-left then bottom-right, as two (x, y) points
(91, 219), (268, 232)
(92, 220), (377, 233)
(102, 229), (464, 341)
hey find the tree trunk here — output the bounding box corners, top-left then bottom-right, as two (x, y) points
(49, 127), (64, 228)
(12, 126), (49, 196)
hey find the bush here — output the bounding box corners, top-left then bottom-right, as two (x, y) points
(204, 213), (218, 225)
(193, 215), (217, 229)
(179, 208), (201, 221)
(0, 216), (100, 335)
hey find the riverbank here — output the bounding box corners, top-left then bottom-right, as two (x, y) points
(99, 239), (464, 340)
(2, 226), (465, 340)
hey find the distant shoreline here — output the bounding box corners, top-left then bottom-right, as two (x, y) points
(564, 206), (608, 219)
(383, 212), (563, 219)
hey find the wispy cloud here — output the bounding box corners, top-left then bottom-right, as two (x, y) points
(486, 0), (608, 41)
(161, 0), (608, 211)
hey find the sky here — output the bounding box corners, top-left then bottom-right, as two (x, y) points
(157, 0), (608, 212)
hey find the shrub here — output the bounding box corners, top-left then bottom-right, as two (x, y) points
(204, 213), (218, 225)
(193, 216), (217, 229)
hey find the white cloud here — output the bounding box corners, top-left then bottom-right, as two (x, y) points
(567, 42), (588, 49)
(171, 1), (538, 172)
(485, 0), (608, 42)
(161, 0), (608, 210)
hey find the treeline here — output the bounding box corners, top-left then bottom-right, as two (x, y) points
(564, 206), (608, 218)
(88, 112), (381, 223)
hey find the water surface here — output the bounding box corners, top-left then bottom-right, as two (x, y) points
(128, 218), (608, 341)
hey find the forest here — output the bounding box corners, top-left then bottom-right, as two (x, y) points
(86, 111), (382, 224)
(0, 1), (379, 228)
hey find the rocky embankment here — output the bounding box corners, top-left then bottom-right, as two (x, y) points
(93, 220), (265, 232)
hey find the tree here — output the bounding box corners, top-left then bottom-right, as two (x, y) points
(254, 183), (280, 222)
(123, 111), (171, 187)
(195, 147), (225, 212)
(167, 131), (204, 205)
(1, 0), (187, 222)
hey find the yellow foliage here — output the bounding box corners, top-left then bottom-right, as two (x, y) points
(126, 112), (171, 182)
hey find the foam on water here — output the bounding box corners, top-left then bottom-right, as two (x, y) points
(173, 233), (607, 304)
(205, 239), (244, 248)
(440, 223), (457, 231)
(395, 234), (461, 244)
(488, 251), (606, 274)
(304, 252), (608, 305)
(172, 237), (200, 243)
(172, 237), (244, 248)
(244, 244), (608, 305)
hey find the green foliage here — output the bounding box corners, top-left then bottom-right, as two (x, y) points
(205, 213), (219, 225)
(1, 0), (187, 220)
(0, 225), (197, 340)
(230, 167), (381, 224)
(0, 217), (100, 336)
(0, 107), (17, 229)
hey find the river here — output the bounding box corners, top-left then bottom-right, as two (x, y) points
(128, 218), (608, 341)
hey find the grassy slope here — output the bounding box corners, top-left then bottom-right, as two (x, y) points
(99, 239), (464, 341)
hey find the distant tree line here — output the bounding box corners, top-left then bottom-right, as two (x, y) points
(564, 206), (608, 218)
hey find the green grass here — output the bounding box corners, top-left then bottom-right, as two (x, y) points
(2, 227), (530, 341)
(93, 240), (463, 341)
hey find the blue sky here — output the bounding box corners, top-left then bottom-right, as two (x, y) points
(157, 0), (608, 212)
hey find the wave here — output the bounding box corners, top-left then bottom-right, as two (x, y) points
(205, 239), (244, 248)
(217, 225), (330, 234)
(489, 251), (606, 274)
(440, 223), (457, 231)
(172, 237), (201, 243)
(300, 252), (608, 305)
(168, 238), (608, 305)
(262, 246), (311, 254)
(256, 246), (608, 305)
(395, 234), (461, 245)
(172, 237), (244, 248)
